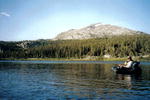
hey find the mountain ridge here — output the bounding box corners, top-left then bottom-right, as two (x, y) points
(54, 23), (146, 40)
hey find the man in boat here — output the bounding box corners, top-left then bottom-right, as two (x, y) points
(118, 56), (133, 68)
(113, 56), (141, 74)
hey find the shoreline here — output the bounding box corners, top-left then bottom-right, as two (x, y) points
(0, 57), (150, 62)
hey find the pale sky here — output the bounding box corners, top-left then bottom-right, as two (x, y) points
(0, 0), (150, 41)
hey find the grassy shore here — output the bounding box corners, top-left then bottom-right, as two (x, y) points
(0, 56), (150, 62)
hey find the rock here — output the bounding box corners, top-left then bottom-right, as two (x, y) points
(54, 23), (145, 40)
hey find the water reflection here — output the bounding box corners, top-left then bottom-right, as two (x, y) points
(0, 61), (150, 99)
(115, 74), (133, 89)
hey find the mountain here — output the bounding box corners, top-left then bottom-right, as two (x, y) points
(0, 33), (150, 59)
(0, 23), (150, 59)
(54, 23), (145, 40)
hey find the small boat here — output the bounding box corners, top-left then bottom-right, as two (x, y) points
(112, 61), (142, 74)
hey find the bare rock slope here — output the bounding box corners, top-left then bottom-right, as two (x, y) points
(54, 23), (144, 40)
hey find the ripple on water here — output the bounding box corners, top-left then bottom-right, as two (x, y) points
(0, 61), (150, 99)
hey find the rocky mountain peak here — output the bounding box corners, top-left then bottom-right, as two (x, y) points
(54, 23), (144, 40)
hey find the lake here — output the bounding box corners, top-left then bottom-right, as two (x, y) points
(0, 60), (150, 100)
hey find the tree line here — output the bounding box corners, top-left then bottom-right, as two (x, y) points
(0, 34), (150, 58)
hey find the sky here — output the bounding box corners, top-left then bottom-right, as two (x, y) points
(0, 0), (150, 41)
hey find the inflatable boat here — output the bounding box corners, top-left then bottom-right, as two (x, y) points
(112, 61), (142, 74)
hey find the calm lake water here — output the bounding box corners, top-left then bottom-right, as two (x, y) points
(0, 60), (150, 100)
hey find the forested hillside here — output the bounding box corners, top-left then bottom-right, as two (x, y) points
(0, 34), (150, 59)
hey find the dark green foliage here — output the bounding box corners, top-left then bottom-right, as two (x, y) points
(0, 34), (150, 58)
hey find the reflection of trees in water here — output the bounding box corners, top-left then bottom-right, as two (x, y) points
(16, 63), (148, 92)
(52, 64), (126, 90)
(115, 74), (132, 89)
(114, 73), (144, 90)
(56, 64), (113, 80)
(53, 64), (117, 98)
(141, 65), (150, 80)
(0, 62), (150, 99)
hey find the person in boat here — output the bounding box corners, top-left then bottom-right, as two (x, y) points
(118, 56), (133, 68)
